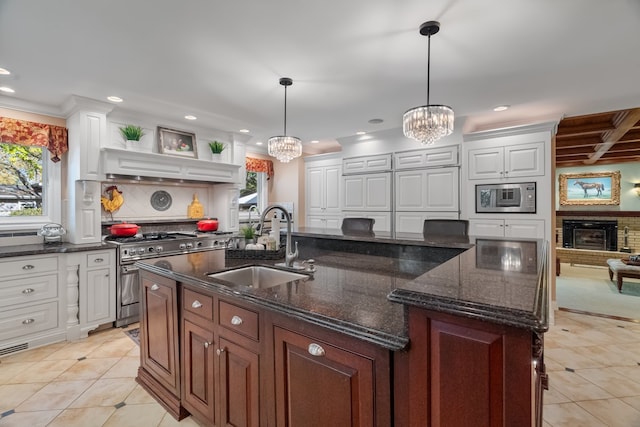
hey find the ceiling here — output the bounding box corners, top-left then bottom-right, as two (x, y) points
(1, 0), (640, 157)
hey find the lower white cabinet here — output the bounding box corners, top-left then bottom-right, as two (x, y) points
(469, 219), (545, 239)
(342, 212), (392, 232)
(80, 249), (116, 333)
(395, 212), (460, 235)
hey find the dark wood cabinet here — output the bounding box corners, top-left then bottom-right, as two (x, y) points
(182, 319), (216, 422)
(219, 337), (260, 427)
(401, 306), (541, 427)
(273, 323), (391, 427)
(137, 271), (187, 420)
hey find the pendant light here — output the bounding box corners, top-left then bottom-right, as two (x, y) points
(268, 77), (302, 163)
(403, 21), (454, 145)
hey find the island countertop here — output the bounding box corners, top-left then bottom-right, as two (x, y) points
(136, 233), (548, 351)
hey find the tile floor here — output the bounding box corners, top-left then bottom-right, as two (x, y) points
(1, 311), (640, 426)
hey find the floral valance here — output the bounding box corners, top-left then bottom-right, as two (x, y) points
(246, 156), (274, 180)
(0, 117), (68, 162)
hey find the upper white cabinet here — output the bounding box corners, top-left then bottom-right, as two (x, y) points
(394, 145), (458, 170)
(467, 142), (544, 180)
(342, 154), (391, 174)
(343, 172), (391, 211)
(306, 163), (342, 216)
(395, 167), (459, 212)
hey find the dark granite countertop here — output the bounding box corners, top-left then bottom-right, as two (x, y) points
(136, 232), (548, 351)
(0, 241), (113, 257)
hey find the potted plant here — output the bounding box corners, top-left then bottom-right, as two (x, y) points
(119, 125), (145, 150)
(208, 141), (226, 161)
(237, 225), (256, 249)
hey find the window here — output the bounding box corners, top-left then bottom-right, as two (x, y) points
(239, 170), (267, 224)
(0, 142), (61, 230)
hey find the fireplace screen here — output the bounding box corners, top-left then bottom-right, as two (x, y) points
(573, 229), (606, 250)
(562, 220), (617, 251)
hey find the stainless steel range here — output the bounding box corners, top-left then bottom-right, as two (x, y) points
(105, 231), (230, 327)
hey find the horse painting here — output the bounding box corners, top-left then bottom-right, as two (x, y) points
(574, 181), (605, 197)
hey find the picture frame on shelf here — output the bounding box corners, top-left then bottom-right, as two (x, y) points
(559, 171), (621, 205)
(157, 126), (198, 158)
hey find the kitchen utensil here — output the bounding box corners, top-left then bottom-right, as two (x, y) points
(109, 222), (140, 237)
(38, 223), (66, 243)
(197, 218), (219, 232)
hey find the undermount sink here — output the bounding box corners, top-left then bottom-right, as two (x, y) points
(208, 266), (309, 289)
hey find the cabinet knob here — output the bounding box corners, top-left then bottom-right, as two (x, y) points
(204, 341), (212, 348)
(150, 284), (160, 291)
(307, 343), (325, 357)
(94, 258), (104, 263)
(22, 288), (35, 294)
(216, 348), (225, 356)
(22, 264), (35, 270)
(192, 300), (203, 309)
(230, 315), (243, 326)
(22, 318), (35, 325)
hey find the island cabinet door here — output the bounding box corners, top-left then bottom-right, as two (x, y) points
(182, 319), (216, 424)
(273, 326), (391, 427)
(404, 308), (535, 427)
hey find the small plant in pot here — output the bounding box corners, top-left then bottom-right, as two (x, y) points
(240, 225), (256, 242)
(119, 125), (145, 150)
(209, 141), (225, 160)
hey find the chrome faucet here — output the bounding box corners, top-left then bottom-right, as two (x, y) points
(258, 204), (298, 267)
(248, 205), (261, 229)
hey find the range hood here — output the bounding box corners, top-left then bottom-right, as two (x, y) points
(100, 147), (241, 184)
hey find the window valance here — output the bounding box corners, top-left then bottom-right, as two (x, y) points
(0, 117), (68, 162)
(246, 156), (274, 180)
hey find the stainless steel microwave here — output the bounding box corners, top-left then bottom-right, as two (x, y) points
(475, 182), (536, 213)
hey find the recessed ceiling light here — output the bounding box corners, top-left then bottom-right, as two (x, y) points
(356, 131), (366, 135)
(310, 140), (319, 144)
(368, 118), (383, 124)
(256, 141), (263, 145)
(0, 86), (15, 93)
(0, 68), (11, 75)
(107, 96), (123, 103)
(239, 129), (250, 133)
(493, 105), (510, 112)
(184, 115), (197, 120)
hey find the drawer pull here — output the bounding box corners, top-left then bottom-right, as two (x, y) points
(204, 341), (212, 348)
(230, 315), (243, 326)
(94, 258), (104, 263)
(22, 288), (35, 294)
(308, 343), (325, 357)
(216, 348), (225, 356)
(150, 284), (160, 291)
(22, 264), (35, 270)
(192, 300), (203, 309)
(22, 318), (35, 325)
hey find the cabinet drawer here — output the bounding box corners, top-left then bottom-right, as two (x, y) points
(0, 301), (59, 342)
(183, 288), (214, 321)
(1, 255), (58, 278)
(0, 274), (58, 308)
(219, 300), (259, 341)
(86, 251), (112, 268)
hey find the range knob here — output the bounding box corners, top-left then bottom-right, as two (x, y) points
(186, 242), (194, 249)
(155, 246), (163, 253)
(179, 243), (187, 250)
(137, 247), (146, 255)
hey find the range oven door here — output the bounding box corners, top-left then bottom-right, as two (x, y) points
(116, 264), (140, 327)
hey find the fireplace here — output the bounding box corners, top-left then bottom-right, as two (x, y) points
(562, 220), (618, 251)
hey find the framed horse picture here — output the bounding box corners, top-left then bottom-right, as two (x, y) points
(559, 171), (621, 205)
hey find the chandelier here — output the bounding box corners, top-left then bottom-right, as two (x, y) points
(268, 77), (302, 163)
(403, 21), (454, 145)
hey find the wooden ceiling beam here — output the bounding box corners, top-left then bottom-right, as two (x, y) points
(555, 135), (603, 148)
(583, 108), (640, 164)
(556, 121), (615, 137)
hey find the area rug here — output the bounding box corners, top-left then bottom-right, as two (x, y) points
(124, 327), (140, 346)
(556, 264), (640, 320)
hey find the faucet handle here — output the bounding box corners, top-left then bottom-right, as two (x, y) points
(301, 258), (316, 272)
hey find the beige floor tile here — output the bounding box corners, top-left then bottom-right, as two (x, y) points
(0, 409), (61, 427)
(43, 341), (103, 361)
(86, 337), (136, 359)
(621, 395), (640, 412)
(545, 347), (604, 370)
(0, 361), (36, 384)
(55, 357), (120, 381)
(543, 402), (607, 426)
(158, 413), (205, 427)
(127, 345), (140, 358)
(577, 398), (640, 427)
(102, 403), (166, 427)
(0, 383), (46, 412)
(576, 368), (640, 398)
(101, 357), (139, 379)
(611, 365), (640, 385)
(16, 380), (94, 411)
(548, 370), (613, 402)
(47, 406), (116, 427)
(580, 344), (640, 367)
(0, 342), (67, 363)
(544, 385), (572, 404)
(544, 357), (565, 372)
(5, 359), (76, 384)
(68, 377), (137, 408)
(125, 384), (158, 405)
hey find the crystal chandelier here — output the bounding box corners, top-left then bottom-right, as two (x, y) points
(403, 21), (454, 145)
(268, 77), (302, 163)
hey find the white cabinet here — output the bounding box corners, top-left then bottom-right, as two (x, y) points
(343, 173), (391, 211)
(0, 254), (65, 352)
(467, 142), (544, 180)
(306, 164), (342, 216)
(342, 154), (392, 174)
(306, 215), (342, 231)
(394, 145), (458, 170)
(469, 219), (545, 239)
(342, 212), (392, 232)
(395, 167), (459, 212)
(394, 211), (459, 235)
(80, 249), (116, 332)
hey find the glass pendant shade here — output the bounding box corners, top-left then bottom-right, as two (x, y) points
(267, 135), (302, 163)
(403, 104), (454, 145)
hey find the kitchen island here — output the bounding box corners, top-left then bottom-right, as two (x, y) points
(135, 228), (548, 426)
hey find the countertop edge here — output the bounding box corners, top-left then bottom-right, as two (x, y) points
(0, 241), (113, 257)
